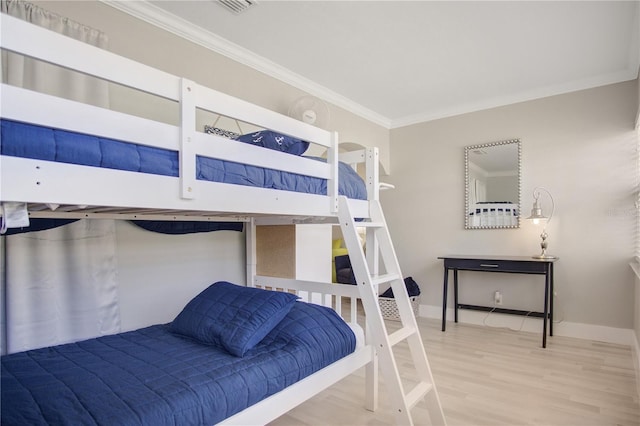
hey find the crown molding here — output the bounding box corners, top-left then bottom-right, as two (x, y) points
(99, 1), (640, 131)
(391, 68), (639, 129)
(99, 0), (392, 129)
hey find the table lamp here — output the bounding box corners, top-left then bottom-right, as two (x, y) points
(526, 187), (557, 259)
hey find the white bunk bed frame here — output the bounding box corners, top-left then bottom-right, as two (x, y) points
(0, 14), (371, 221)
(0, 14), (445, 426)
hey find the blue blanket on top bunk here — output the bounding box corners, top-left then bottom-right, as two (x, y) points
(0, 119), (367, 200)
(1, 300), (356, 425)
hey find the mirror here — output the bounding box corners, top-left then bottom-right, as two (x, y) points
(465, 139), (521, 229)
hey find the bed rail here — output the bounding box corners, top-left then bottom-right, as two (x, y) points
(0, 14), (364, 221)
(254, 275), (363, 324)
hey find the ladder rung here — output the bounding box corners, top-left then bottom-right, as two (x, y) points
(388, 326), (418, 346)
(372, 273), (401, 286)
(405, 381), (434, 409)
(357, 221), (384, 228)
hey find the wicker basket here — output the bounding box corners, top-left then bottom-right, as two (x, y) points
(378, 295), (420, 321)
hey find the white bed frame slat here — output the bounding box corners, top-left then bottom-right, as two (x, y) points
(195, 133), (331, 180)
(1, 157), (359, 217)
(1, 84), (180, 151)
(26, 211), (248, 222)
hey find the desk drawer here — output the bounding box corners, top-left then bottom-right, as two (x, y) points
(444, 258), (548, 274)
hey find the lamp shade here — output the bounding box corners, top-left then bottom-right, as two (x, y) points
(526, 187), (554, 223)
(526, 199), (547, 221)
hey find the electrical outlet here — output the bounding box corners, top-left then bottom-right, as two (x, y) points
(494, 290), (503, 305)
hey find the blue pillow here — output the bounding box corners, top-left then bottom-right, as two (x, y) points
(170, 281), (299, 357)
(236, 130), (309, 155)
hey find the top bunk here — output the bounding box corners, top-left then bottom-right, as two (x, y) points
(0, 14), (379, 227)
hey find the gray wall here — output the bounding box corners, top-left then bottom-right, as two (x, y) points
(384, 81), (638, 331)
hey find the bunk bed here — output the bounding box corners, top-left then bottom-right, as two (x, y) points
(0, 13), (380, 426)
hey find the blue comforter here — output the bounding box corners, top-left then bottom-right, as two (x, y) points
(0, 119), (367, 200)
(1, 302), (356, 425)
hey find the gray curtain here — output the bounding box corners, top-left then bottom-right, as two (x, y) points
(1, 0), (109, 107)
(1, 0), (119, 354)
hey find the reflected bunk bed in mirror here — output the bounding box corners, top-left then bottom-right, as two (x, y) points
(465, 139), (521, 229)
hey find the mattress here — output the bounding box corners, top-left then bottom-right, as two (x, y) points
(1, 301), (356, 425)
(0, 119), (367, 200)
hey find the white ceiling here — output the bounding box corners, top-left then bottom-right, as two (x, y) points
(108, 1), (639, 129)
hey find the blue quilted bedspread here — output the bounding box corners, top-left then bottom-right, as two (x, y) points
(0, 119), (367, 200)
(1, 302), (356, 425)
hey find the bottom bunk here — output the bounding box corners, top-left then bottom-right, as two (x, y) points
(1, 281), (370, 426)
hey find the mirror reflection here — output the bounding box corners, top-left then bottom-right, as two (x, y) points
(465, 139), (521, 229)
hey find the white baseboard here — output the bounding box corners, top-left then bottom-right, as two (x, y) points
(420, 304), (634, 346)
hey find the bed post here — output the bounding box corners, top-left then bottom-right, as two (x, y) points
(365, 147), (380, 202)
(328, 131), (340, 213)
(179, 78), (196, 200)
(246, 218), (257, 288)
(365, 147), (381, 285)
(364, 146), (380, 412)
(180, 78), (196, 199)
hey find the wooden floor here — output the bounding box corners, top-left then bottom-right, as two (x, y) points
(269, 316), (639, 426)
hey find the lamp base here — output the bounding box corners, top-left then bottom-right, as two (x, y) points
(533, 230), (556, 260)
(532, 254), (558, 260)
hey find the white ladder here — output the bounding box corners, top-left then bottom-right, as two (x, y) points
(338, 196), (446, 426)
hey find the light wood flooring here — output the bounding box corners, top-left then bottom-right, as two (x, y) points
(269, 316), (639, 426)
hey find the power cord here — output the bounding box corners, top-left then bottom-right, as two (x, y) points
(482, 291), (563, 331)
(481, 300), (534, 332)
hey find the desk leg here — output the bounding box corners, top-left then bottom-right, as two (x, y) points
(549, 263), (554, 337)
(542, 267), (550, 348)
(442, 267), (449, 331)
(453, 269), (459, 323)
